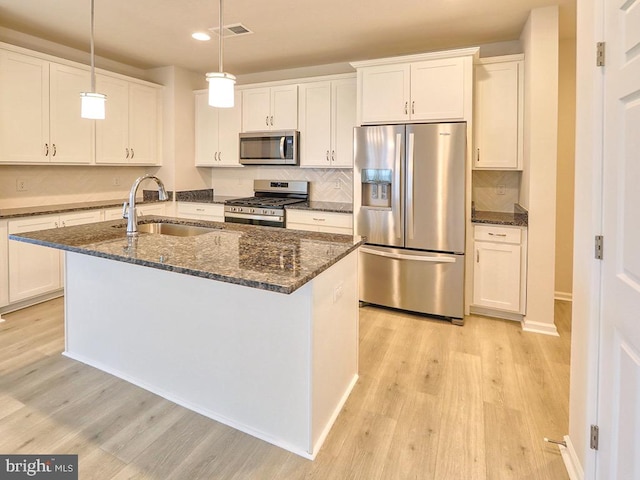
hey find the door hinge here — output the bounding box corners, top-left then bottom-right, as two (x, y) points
(590, 424), (599, 450)
(595, 235), (604, 259)
(596, 42), (605, 67)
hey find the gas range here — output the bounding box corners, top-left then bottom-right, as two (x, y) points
(224, 180), (309, 228)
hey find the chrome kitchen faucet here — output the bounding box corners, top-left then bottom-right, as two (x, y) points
(122, 174), (169, 236)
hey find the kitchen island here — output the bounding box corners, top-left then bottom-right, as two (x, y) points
(9, 217), (363, 459)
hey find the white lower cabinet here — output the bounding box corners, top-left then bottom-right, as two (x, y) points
(286, 210), (353, 235)
(472, 224), (527, 315)
(176, 202), (224, 222)
(136, 203), (167, 217)
(6, 209), (103, 305)
(0, 220), (8, 308)
(8, 215), (62, 302)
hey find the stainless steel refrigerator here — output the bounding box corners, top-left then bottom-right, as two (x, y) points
(354, 123), (466, 324)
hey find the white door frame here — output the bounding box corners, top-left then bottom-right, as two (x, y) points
(568, 0), (604, 478)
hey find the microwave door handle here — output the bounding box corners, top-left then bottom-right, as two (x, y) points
(279, 136), (286, 159)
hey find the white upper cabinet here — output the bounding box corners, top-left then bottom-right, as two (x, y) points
(194, 90), (242, 167)
(242, 84), (298, 132)
(298, 77), (356, 168)
(473, 56), (524, 170)
(0, 50), (93, 164)
(95, 74), (161, 165)
(352, 49), (477, 125)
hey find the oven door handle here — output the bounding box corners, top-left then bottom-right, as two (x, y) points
(279, 136), (286, 159)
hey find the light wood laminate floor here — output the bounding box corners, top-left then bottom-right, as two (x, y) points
(0, 298), (571, 479)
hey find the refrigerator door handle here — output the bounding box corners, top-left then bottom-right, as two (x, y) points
(360, 247), (456, 264)
(406, 132), (415, 240)
(394, 133), (403, 241)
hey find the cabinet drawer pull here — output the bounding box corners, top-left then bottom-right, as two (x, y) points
(488, 232), (507, 237)
(312, 217), (326, 222)
(196, 208), (205, 212)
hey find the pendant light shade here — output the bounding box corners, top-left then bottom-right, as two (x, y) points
(81, 0), (106, 119)
(80, 92), (106, 119)
(206, 0), (235, 108)
(207, 72), (236, 108)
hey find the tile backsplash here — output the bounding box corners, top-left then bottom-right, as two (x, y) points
(472, 170), (521, 212)
(210, 167), (353, 203)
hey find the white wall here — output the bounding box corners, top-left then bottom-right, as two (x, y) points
(555, 39), (576, 300)
(520, 6), (560, 335)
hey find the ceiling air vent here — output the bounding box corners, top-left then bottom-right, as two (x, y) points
(209, 23), (253, 38)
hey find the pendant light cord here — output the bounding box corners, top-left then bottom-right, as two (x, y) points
(218, 0), (223, 73)
(90, 0), (96, 92)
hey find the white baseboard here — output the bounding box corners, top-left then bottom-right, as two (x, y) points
(555, 291), (573, 302)
(559, 435), (584, 480)
(469, 305), (523, 322)
(521, 318), (560, 336)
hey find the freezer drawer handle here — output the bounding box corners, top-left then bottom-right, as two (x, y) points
(361, 247), (456, 263)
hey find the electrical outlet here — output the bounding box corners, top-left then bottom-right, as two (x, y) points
(112, 177), (121, 186)
(16, 179), (28, 191)
(496, 184), (506, 195)
(333, 282), (344, 303)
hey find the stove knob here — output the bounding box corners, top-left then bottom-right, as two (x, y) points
(250, 208), (255, 214)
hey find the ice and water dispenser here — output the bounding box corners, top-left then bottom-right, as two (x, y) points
(361, 169), (392, 209)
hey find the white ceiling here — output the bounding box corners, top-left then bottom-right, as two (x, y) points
(0, 0), (576, 76)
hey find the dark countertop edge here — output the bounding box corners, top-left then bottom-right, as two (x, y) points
(286, 202), (353, 214)
(176, 195), (239, 205)
(0, 199), (169, 220)
(8, 224), (366, 295)
(471, 204), (528, 227)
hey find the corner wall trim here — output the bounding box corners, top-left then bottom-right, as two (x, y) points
(521, 319), (560, 336)
(559, 435), (584, 480)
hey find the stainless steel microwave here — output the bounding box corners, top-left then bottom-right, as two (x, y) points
(239, 131), (299, 165)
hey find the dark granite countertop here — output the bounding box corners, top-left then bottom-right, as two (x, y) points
(471, 204), (528, 227)
(9, 216), (364, 294)
(0, 198), (168, 220)
(175, 195), (238, 205)
(286, 201), (353, 214)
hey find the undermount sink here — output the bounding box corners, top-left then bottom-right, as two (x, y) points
(135, 222), (217, 237)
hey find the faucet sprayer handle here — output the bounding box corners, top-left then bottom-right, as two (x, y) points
(122, 201), (129, 219)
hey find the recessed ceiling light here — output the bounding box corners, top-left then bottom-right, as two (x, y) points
(192, 32), (211, 41)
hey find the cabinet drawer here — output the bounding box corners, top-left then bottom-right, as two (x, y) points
(474, 225), (521, 244)
(176, 202), (224, 221)
(287, 210), (352, 228)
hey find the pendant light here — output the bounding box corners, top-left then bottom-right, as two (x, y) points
(80, 0), (106, 119)
(206, 0), (235, 108)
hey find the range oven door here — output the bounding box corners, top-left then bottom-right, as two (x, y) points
(224, 212), (284, 228)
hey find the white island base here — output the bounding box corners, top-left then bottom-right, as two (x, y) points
(63, 251), (359, 459)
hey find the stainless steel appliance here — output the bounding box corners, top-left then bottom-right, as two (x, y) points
(224, 180), (308, 228)
(239, 131), (299, 165)
(354, 123), (466, 324)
